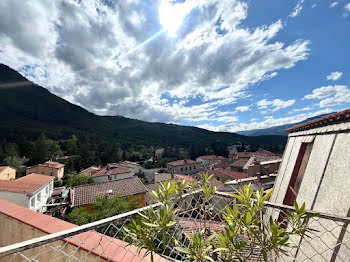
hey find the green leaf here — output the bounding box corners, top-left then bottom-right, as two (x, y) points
(175, 247), (191, 254)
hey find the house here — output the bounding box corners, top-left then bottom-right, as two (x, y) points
(154, 172), (172, 183)
(0, 174), (54, 213)
(269, 109), (350, 261)
(80, 166), (101, 177)
(0, 166), (16, 180)
(243, 158), (281, 177)
(155, 148), (165, 160)
(89, 166), (133, 183)
(117, 161), (141, 175)
(202, 168), (247, 182)
(196, 155), (226, 166)
(26, 161), (64, 180)
(230, 159), (247, 172)
(231, 149), (279, 161)
(71, 177), (148, 208)
(167, 159), (202, 175)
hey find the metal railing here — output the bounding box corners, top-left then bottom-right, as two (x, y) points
(0, 190), (349, 261)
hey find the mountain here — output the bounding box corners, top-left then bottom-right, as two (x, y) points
(0, 64), (286, 155)
(236, 114), (333, 136)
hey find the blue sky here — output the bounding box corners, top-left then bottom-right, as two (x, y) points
(0, 0), (349, 132)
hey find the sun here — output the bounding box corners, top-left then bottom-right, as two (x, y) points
(158, 0), (193, 37)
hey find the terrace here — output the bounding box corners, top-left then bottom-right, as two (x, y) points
(0, 187), (349, 262)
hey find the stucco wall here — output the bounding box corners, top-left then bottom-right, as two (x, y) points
(0, 191), (28, 208)
(26, 166), (64, 180)
(92, 172), (134, 183)
(0, 167), (16, 180)
(0, 181), (53, 212)
(167, 164), (201, 175)
(154, 173), (172, 183)
(271, 131), (350, 261)
(0, 213), (105, 262)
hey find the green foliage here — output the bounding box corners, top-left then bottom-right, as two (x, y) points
(176, 229), (215, 262)
(29, 133), (63, 165)
(125, 175), (317, 262)
(2, 156), (20, 169)
(0, 64), (287, 170)
(65, 173), (94, 187)
(67, 194), (139, 226)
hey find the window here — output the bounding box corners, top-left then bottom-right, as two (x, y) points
(185, 167), (188, 171)
(31, 198), (35, 207)
(45, 186), (48, 194)
(181, 168), (183, 171)
(279, 141), (314, 224)
(37, 192), (41, 202)
(283, 142), (313, 206)
(51, 182), (53, 190)
(194, 166), (196, 169)
(50, 171), (54, 176)
(190, 167), (192, 170)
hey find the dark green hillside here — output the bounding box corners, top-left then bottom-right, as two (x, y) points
(0, 64), (286, 170)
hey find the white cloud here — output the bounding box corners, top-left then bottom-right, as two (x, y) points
(345, 2), (350, 11)
(290, 106), (312, 113)
(236, 106), (250, 112)
(311, 4), (317, 8)
(290, 0), (304, 17)
(304, 85), (350, 108)
(257, 98), (295, 112)
(327, 71), (343, 81)
(0, 0), (310, 125)
(330, 2), (339, 8)
(200, 108), (334, 132)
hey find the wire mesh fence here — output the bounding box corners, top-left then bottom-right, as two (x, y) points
(0, 189), (349, 262)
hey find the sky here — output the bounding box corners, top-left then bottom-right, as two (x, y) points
(0, 0), (350, 132)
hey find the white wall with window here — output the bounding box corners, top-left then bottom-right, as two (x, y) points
(29, 181), (54, 212)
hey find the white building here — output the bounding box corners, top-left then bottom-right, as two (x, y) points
(89, 166), (134, 183)
(117, 161), (141, 175)
(0, 173), (54, 213)
(167, 159), (202, 175)
(269, 109), (350, 261)
(196, 155), (226, 166)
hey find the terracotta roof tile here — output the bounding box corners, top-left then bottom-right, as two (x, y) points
(198, 155), (226, 160)
(91, 167), (131, 177)
(72, 177), (147, 207)
(203, 169), (247, 181)
(287, 108), (350, 133)
(167, 159), (200, 166)
(42, 161), (65, 169)
(236, 150), (278, 158)
(0, 200), (166, 262)
(230, 159), (248, 168)
(174, 174), (196, 182)
(0, 174), (54, 194)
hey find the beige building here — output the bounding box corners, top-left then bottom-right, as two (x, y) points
(196, 155), (226, 166)
(167, 159), (202, 175)
(0, 166), (16, 180)
(26, 161), (64, 180)
(269, 109), (350, 261)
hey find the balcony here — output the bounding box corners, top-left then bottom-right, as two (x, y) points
(0, 187), (349, 262)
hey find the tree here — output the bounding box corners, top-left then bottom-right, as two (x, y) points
(30, 133), (63, 164)
(2, 156), (20, 169)
(65, 173), (94, 187)
(67, 194), (140, 226)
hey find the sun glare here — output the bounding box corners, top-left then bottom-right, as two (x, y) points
(159, 0), (193, 37)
